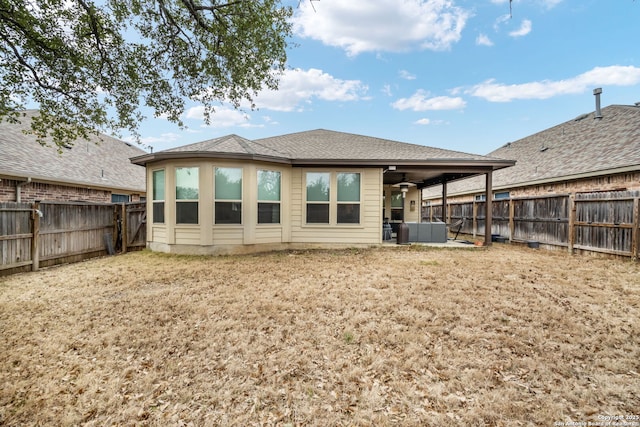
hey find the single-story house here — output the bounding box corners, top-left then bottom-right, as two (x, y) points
(0, 110), (147, 203)
(130, 129), (514, 255)
(423, 100), (640, 205)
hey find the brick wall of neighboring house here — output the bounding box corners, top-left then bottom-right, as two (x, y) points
(426, 171), (640, 204)
(0, 178), (143, 203)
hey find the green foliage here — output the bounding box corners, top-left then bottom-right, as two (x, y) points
(0, 0), (293, 147)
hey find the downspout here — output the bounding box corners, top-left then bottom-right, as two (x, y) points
(16, 177), (32, 202)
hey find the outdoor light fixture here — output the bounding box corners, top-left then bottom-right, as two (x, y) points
(393, 174), (416, 198)
(400, 184), (409, 198)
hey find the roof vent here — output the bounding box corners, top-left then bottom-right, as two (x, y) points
(593, 88), (603, 119)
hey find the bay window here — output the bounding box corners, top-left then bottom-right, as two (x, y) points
(152, 169), (165, 224)
(175, 167), (199, 224)
(215, 167), (242, 224)
(257, 170), (281, 224)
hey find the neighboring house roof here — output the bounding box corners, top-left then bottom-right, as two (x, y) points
(0, 110), (147, 193)
(424, 104), (640, 198)
(132, 129), (515, 188)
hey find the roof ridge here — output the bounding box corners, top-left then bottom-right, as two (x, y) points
(230, 134), (255, 154)
(246, 138), (292, 158)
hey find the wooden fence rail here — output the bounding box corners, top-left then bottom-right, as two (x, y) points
(0, 201), (146, 276)
(424, 191), (640, 259)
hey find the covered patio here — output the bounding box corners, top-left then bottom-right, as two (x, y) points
(380, 159), (514, 245)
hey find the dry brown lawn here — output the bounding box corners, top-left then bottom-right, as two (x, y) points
(1, 245), (639, 426)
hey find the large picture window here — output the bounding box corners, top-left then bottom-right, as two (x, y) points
(257, 170), (281, 224)
(306, 172), (330, 223)
(215, 167), (242, 224)
(175, 167), (199, 224)
(337, 173), (360, 224)
(152, 169), (165, 224)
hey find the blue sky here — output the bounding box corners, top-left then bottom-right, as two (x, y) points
(129, 0), (640, 155)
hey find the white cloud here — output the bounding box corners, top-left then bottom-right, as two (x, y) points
(509, 19), (532, 37)
(185, 105), (252, 128)
(382, 84), (393, 97)
(399, 70), (417, 80)
(292, 0), (471, 56)
(253, 68), (368, 112)
(415, 118), (447, 125)
(468, 65), (640, 102)
(493, 14), (511, 31)
(476, 33), (494, 46)
(392, 90), (466, 111)
(137, 132), (182, 146)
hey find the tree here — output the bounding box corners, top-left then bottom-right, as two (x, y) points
(0, 0), (293, 148)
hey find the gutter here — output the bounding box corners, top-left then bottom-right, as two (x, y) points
(16, 177), (31, 203)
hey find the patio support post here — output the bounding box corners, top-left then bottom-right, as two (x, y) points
(442, 180), (448, 224)
(484, 171), (493, 246)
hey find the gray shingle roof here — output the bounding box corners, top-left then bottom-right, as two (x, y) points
(132, 128), (509, 166)
(0, 110), (146, 192)
(254, 129), (496, 161)
(426, 104), (640, 196)
(164, 134), (288, 158)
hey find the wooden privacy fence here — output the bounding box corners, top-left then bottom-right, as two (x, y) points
(424, 190), (640, 259)
(0, 201), (146, 276)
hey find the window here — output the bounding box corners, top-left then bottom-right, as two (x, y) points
(494, 191), (510, 200)
(175, 167), (199, 224)
(474, 194), (487, 202)
(152, 169), (165, 224)
(337, 173), (360, 224)
(215, 167), (242, 224)
(390, 191), (404, 221)
(257, 170), (281, 224)
(306, 172), (330, 223)
(111, 194), (130, 203)
(304, 172), (362, 225)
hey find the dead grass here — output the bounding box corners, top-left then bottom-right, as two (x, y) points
(1, 245), (639, 426)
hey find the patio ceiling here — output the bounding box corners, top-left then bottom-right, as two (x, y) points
(382, 165), (508, 189)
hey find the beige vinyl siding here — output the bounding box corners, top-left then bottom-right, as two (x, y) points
(151, 226), (167, 242)
(255, 226), (283, 244)
(212, 227), (244, 245)
(290, 167), (382, 244)
(174, 227), (201, 245)
(404, 187), (421, 223)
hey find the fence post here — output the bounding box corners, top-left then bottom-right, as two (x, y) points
(508, 198), (515, 242)
(633, 197), (639, 261)
(568, 193), (576, 255)
(31, 201), (40, 272)
(121, 203), (128, 254)
(472, 201), (478, 238)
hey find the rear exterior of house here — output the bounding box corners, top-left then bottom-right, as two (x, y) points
(132, 130), (514, 255)
(143, 160), (391, 254)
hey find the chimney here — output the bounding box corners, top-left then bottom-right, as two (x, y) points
(593, 88), (603, 119)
